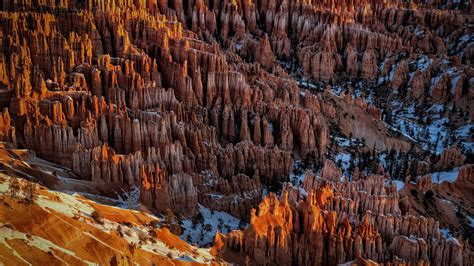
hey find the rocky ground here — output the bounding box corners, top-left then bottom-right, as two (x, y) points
(0, 0), (472, 265)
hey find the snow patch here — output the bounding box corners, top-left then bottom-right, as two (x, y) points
(36, 192), (95, 217)
(455, 125), (472, 139)
(440, 228), (452, 238)
(0, 175), (215, 264)
(0, 226), (96, 265)
(468, 216), (474, 228)
(335, 153), (351, 175)
(385, 180), (405, 192)
(116, 186), (140, 209)
(180, 204), (241, 247)
(431, 168), (459, 184)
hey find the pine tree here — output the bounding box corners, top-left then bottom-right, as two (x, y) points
(348, 151), (355, 175)
(8, 177), (20, 199)
(409, 151), (419, 181)
(192, 212), (204, 229)
(402, 151), (409, 180)
(164, 209), (183, 235)
(238, 219), (247, 229)
(24, 181), (38, 204)
(371, 156), (379, 174)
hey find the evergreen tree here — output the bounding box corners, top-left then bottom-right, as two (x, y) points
(348, 151), (356, 175)
(8, 177), (20, 199)
(238, 219), (247, 230)
(402, 151), (409, 180)
(164, 209), (183, 235)
(191, 212), (204, 229)
(24, 181), (38, 204)
(409, 150), (419, 181)
(370, 156), (379, 174)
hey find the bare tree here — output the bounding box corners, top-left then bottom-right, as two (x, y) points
(24, 181), (38, 204)
(8, 177), (20, 199)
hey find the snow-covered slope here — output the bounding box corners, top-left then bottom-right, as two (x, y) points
(0, 174), (222, 265)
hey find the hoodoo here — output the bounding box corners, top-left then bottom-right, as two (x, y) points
(0, 0), (472, 264)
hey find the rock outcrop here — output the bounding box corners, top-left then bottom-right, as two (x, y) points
(435, 145), (465, 171)
(214, 165), (473, 265)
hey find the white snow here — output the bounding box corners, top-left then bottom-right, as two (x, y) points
(334, 137), (351, 147)
(455, 125), (472, 139)
(416, 56), (432, 71)
(180, 204), (241, 247)
(461, 142), (474, 153)
(0, 176), (10, 193)
(205, 193), (224, 199)
(297, 80), (318, 89)
(335, 153), (351, 175)
(332, 85), (343, 96)
(429, 76), (442, 96)
(116, 186), (140, 209)
(36, 192), (95, 217)
(394, 181), (405, 191)
(332, 136), (363, 148)
(440, 228), (453, 238)
(178, 255), (197, 262)
(297, 188), (308, 197)
(289, 171), (305, 187)
(383, 121), (418, 143)
(268, 122), (274, 133)
(426, 118), (449, 154)
(0, 226), (96, 265)
(0, 175), (215, 264)
(450, 75), (461, 94)
(385, 180), (405, 192)
(385, 101), (451, 154)
(414, 26), (424, 37)
(289, 161), (306, 187)
(378, 152), (387, 168)
(447, 237), (461, 245)
(427, 104), (444, 113)
(431, 168), (459, 184)
(339, 260), (355, 266)
(0, 174), (95, 218)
